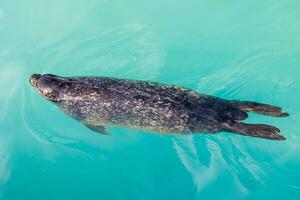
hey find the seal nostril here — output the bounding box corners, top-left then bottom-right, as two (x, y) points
(29, 74), (41, 87)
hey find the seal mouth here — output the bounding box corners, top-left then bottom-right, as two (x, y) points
(29, 74), (42, 88)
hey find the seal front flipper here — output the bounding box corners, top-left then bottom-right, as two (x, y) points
(84, 124), (110, 135)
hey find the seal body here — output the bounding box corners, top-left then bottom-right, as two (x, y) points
(29, 74), (288, 140)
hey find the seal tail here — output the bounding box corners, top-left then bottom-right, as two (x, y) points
(228, 100), (289, 117)
(222, 121), (285, 140)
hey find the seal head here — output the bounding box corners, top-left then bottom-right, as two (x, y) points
(29, 74), (67, 101)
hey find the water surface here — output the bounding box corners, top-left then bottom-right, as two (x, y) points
(0, 0), (300, 199)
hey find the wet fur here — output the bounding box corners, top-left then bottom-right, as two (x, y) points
(31, 74), (289, 140)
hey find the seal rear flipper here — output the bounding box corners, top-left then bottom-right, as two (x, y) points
(222, 121), (286, 140)
(229, 100), (289, 117)
(84, 124), (110, 135)
(222, 108), (248, 121)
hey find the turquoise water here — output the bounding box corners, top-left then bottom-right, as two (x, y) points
(1, 0), (300, 199)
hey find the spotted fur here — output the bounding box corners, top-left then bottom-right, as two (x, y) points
(29, 74), (288, 140)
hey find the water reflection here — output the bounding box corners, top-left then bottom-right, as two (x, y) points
(0, 64), (25, 189)
(172, 136), (226, 192)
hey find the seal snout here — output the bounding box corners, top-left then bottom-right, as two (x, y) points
(29, 74), (42, 88)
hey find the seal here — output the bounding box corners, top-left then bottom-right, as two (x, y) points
(29, 74), (289, 140)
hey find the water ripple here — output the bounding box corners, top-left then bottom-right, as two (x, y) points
(171, 42), (298, 195)
(30, 22), (164, 80)
(172, 136), (227, 193)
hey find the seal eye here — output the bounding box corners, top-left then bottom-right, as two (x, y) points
(43, 89), (59, 101)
